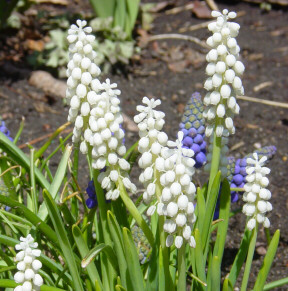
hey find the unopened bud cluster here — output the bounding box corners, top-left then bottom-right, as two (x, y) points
(203, 9), (245, 137)
(242, 153), (272, 230)
(134, 97), (168, 212)
(66, 20), (135, 198)
(179, 92), (207, 168)
(14, 234), (43, 291)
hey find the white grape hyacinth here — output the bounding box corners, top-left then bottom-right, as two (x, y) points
(66, 20), (136, 198)
(242, 153), (272, 230)
(159, 132), (197, 249)
(13, 234), (43, 291)
(134, 97), (168, 215)
(203, 9), (245, 137)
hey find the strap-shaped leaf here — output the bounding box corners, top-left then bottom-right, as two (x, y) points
(107, 210), (129, 289)
(123, 227), (145, 291)
(201, 172), (221, 254)
(43, 189), (84, 291)
(81, 243), (118, 272)
(72, 225), (103, 290)
(0, 132), (50, 190)
(38, 145), (72, 221)
(213, 178), (231, 260)
(227, 229), (251, 286)
(0, 195), (58, 244)
(253, 230), (280, 290)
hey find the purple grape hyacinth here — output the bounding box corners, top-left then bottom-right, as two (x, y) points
(180, 92), (207, 168)
(0, 121), (13, 141)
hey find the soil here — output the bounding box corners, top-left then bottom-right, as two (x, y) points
(0, 0), (288, 290)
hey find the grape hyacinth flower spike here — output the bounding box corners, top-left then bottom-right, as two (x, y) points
(203, 9), (245, 137)
(242, 153), (272, 230)
(180, 92), (207, 168)
(159, 132), (197, 249)
(13, 234), (43, 291)
(66, 20), (136, 199)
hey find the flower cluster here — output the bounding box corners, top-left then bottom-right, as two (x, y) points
(203, 9), (244, 137)
(131, 225), (151, 264)
(134, 97), (168, 211)
(66, 20), (135, 199)
(242, 153), (272, 230)
(0, 121), (13, 141)
(158, 132), (197, 249)
(14, 234), (43, 291)
(179, 92), (207, 168)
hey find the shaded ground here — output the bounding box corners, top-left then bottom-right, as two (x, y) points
(0, 0), (288, 289)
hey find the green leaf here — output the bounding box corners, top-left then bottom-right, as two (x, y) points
(201, 172), (221, 254)
(158, 246), (165, 291)
(227, 229), (251, 286)
(210, 256), (220, 291)
(0, 195), (58, 244)
(81, 243), (118, 272)
(213, 178), (230, 261)
(38, 145), (72, 221)
(72, 225), (103, 290)
(107, 211), (129, 289)
(0, 132), (50, 190)
(123, 227), (145, 291)
(222, 277), (233, 291)
(43, 189), (84, 291)
(263, 277), (288, 290)
(114, 0), (126, 32)
(253, 230), (280, 291)
(89, 0), (115, 18)
(125, 0), (140, 37)
(195, 184), (207, 232)
(194, 229), (206, 286)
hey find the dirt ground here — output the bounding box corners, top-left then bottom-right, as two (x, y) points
(0, 0), (287, 289)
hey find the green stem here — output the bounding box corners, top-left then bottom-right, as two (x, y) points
(241, 224), (258, 291)
(177, 244), (186, 291)
(30, 148), (38, 213)
(117, 178), (154, 246)
(207, 131), (222, 199)
(159, 215), (173, 291)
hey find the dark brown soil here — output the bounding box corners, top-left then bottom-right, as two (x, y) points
(0, 1), (287, 290)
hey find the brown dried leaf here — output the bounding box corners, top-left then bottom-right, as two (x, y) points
(192, 0), (212, 19)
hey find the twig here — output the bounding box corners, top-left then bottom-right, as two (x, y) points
(146, 33), (209, 49)
(165, 3), (194, 15)
(205, 0), (219, 11)
(18, 128), (72, 149)
(237, 95), (288, 109)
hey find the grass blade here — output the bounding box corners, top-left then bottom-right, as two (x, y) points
(72, 225), (103, 290)
(0, 195), (58, 244)
(123, 227), (145, 291)
(253, 229), (280, 291)
(81, 243), (118, 272)
(107, 211), (129, 289)
(43, 189), (84, 291)
(227, 228), (251, 286)
(0, 132), (50, 190)
(38, 145), (72, 221)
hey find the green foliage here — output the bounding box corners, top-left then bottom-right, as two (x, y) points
(0, 0), (31, 29)
(89, 0), (140, 39)
(29, 17), (136, 76)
